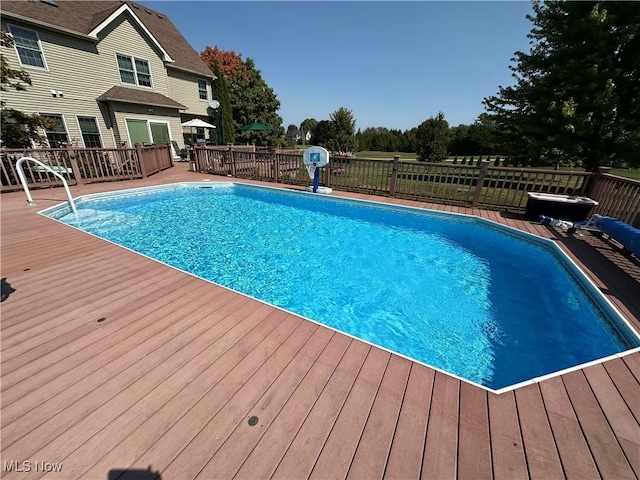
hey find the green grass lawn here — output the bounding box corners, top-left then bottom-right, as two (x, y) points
(609, 168), (640, 181)
(353, 151), (640, 181)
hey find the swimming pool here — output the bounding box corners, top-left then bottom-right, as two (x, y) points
(43, 182), (640, 391)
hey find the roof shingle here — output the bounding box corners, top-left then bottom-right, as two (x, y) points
(1, 1), (213, 77)
(96, 85), (186, 109)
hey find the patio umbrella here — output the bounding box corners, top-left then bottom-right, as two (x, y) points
(238, 122), (275, 131)
(181, 118), (216, 143)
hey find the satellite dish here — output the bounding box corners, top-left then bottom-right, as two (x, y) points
(208, 100), (220, 109)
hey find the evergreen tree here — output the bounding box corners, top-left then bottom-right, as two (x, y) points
(416, 112), (450, 161)
(326, 107), (358, 153)
(211, 61), (234, 144)
(484, 1), (640, 170)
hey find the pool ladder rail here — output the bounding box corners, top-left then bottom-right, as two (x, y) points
(16, 156), (77, 215)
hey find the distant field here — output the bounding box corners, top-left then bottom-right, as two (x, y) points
(353, 151), (640, 180)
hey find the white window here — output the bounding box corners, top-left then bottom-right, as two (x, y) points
(198, 78), (208, 100)
(116, 53), (152, 87)
(8, 25), (47, 70)
(77, 116), (103, 148)
(40, 114), (69, 147)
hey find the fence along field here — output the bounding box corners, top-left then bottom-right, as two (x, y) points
(195, 146), (639, 227)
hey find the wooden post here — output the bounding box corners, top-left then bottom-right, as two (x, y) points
(272, 152), (279, 183)
(471, 160), (490, 207)
(229, 145), (236, 177)
(585, 165), (612, 199)
(137, 145), (148, 178)
(324, 163), (330, 187)
(166, 144), (174, 168)
(389, 155), (400, 197)
(64, 143), (84, 185)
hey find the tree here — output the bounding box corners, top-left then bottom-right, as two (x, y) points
(201, 48), (284, 146)
(449, 114), (499, 156)
(1, 31), (49, 147)
(483, 1), (640, 170)
(311, 120), (331, 146)
(415, 112), (450, 161)
(211, 61), (234, 144)
(286, 124), (299, 146)
(356, 127), (401, 152)
(300, 118), (317, 144)
(399, 128), (417, 153)
(326, 107), (358, 153)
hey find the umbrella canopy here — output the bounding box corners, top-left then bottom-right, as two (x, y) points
(238, 122), (275, 131)
(181, 118), (216, 129)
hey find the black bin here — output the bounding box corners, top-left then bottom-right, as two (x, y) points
(525, 193), (598, 222)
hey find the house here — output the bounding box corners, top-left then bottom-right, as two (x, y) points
(0, 0), (217, 151)
(285, 126), (312, 145)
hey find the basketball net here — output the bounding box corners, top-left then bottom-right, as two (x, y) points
(305, 163), (317, 181)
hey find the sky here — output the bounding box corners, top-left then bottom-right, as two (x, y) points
(140, 1), (534, 131)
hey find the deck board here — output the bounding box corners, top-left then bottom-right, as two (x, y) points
(514, 383), (565, 479)
(270, 341), (370, 479)
(346, 355), (411, 479)
(458, 382), (492, 480)
(422, 372), (460, 479)
(538, 376), (600, 479)
(383, 364), (434, 479)
(603, 358), (640, 424)
(195, 327), (335, 480)
(308, 348), (390, 479)
(488, 390), (530, 479)
(2, 168), (639, 480)
(562, 370), (638, 480)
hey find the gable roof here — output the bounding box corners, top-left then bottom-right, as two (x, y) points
(1, 1), (213, 78)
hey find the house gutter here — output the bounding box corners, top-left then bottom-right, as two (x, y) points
(167, 64), (216, 80)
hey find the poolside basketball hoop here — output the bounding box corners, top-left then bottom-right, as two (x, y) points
(302, 146), (332, 194)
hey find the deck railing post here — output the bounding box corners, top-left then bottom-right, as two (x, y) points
(64, 143), (84, 185)
(390, 155), (400, 197)
(229, 145), (236, 177)
(471, 160), (490, 207)
(586, 166), (612, 200)
(273, 152), (279, 183)
(137, 145), (148, 178)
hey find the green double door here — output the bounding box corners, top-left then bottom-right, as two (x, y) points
(126, 119), (171, 146)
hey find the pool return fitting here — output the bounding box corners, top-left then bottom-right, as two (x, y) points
(303, 146), (332, 194)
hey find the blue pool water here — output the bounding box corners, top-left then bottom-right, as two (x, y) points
(48, 183), (639, 390)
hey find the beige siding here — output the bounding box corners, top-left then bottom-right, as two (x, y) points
(1, 19), (111, 146)
(167, 69), (211, 116)
(97, 18), (170, 95)
(1, 13), (194, 149)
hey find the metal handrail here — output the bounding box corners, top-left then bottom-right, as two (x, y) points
(16, 156), (77, 214)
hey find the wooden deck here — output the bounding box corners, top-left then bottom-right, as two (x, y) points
(2, 165), (639, 480)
